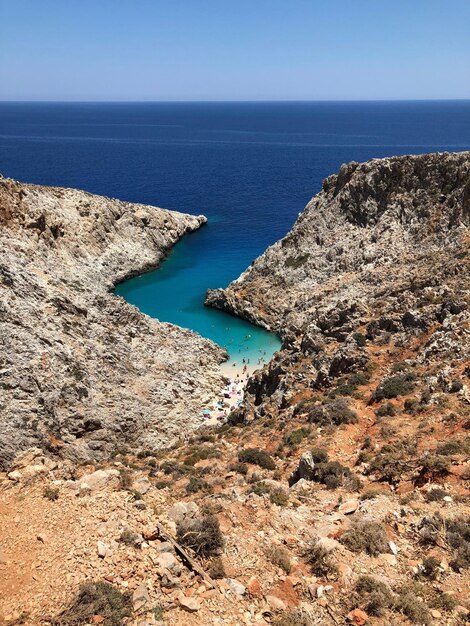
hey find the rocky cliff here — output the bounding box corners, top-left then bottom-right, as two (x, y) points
(1, 154), (470, 626)
(207, 152), (469, 422)
(0, 177), (225, 467)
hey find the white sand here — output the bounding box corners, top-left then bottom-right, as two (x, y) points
(200, 357), (268, 426)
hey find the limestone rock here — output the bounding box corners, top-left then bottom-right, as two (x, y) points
(78, 469), (120, 493)
(132, 584), (151, 612)
(226, 578), (246, 596)
(0, 176), (225, 469)
(177, 593), (200, 612)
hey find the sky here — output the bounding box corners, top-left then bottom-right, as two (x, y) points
(0, 0), (469, 101)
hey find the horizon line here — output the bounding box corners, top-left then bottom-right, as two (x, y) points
(1, 98), (469, 105)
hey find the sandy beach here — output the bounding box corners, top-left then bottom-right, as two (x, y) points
(200, 353), (269, 426)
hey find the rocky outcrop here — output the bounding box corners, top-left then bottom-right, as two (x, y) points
(207, 152), (470, 421)
(0, 177), (225, 467)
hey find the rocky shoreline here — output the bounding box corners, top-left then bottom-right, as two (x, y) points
(0, 177), (226, 467)
(206, 151), (470, 423)
(1, 153), (469, 626)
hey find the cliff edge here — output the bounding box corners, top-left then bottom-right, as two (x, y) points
(0, 177), (225, 467)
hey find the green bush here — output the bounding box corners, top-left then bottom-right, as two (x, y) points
(418, 556), (440, 580)
(282, 427), (310, 447)
(425, 487), (447, 502)
(310, 447), (329, 463)
(353, 332), (367, 347)
(306, 398), (358, 427)
(185, 476), (212, 493)
(285, 253), (309, 269)
(375, 402), (396, 418)
(419, 453), (450, 479)
(372, 373), (416, 401)
(270, 488), (289, 506)
(208, 556), (226, 579)
(250, 481), (271, 496)
(238, 447), (276, 470)
(183, 445), (221, 466)
(419, 514), (470, 570)
(229, 462), (248, 475)
(394, 588), (431, 625)
(155, 480), (171, 490)
(436, 438), (470, 456)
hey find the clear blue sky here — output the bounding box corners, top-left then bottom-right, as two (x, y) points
(1, 0), (469, 101)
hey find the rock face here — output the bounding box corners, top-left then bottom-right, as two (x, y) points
(206, 152), (469, 420)
(0, 177), (225, 467)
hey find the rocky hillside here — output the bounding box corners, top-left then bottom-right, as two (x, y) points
(0, 177), (225, 467)
(1, 154), (469, 626)
(207, 152), (469, 423)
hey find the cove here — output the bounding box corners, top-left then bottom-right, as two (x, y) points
(115, 223), (282, 366)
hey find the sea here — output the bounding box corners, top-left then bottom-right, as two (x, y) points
(1, 101), (469, 363)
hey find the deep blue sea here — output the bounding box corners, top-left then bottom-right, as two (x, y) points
(1, 101), (469, 362)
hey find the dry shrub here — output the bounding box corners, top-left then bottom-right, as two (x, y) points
(340, 520), (389, 556)
(265, 545), (292, 574)
(176, 514), (223, 557)
(303, 540), (337, 578)
(51, 581), (131, 626)
(355, 575), (393, 616)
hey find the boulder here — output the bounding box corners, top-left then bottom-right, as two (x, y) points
(78, 469), (120, 494)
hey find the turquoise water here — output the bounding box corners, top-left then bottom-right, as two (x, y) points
(115, 227), (282, 364)
(2, 101), (469, 363)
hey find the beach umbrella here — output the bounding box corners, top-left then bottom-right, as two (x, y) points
(202, 409), (211, 416)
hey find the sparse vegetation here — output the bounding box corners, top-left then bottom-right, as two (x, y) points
(355, 575), (393, 616)
(303, 540), (337, 578)
(238, 447), (276, 470)
(52, 581), (131, 626)
(176, 514), (224, 557)
(305, 398), (358, 427)
(43, 485), (59, 501)
(265, 545), (292, 573)
(372, 372), (416, 401)
(341, 520), (389, 556)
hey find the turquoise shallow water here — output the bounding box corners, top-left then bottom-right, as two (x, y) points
(1, 101), (469, 363)
(115, 227), (282, 364)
